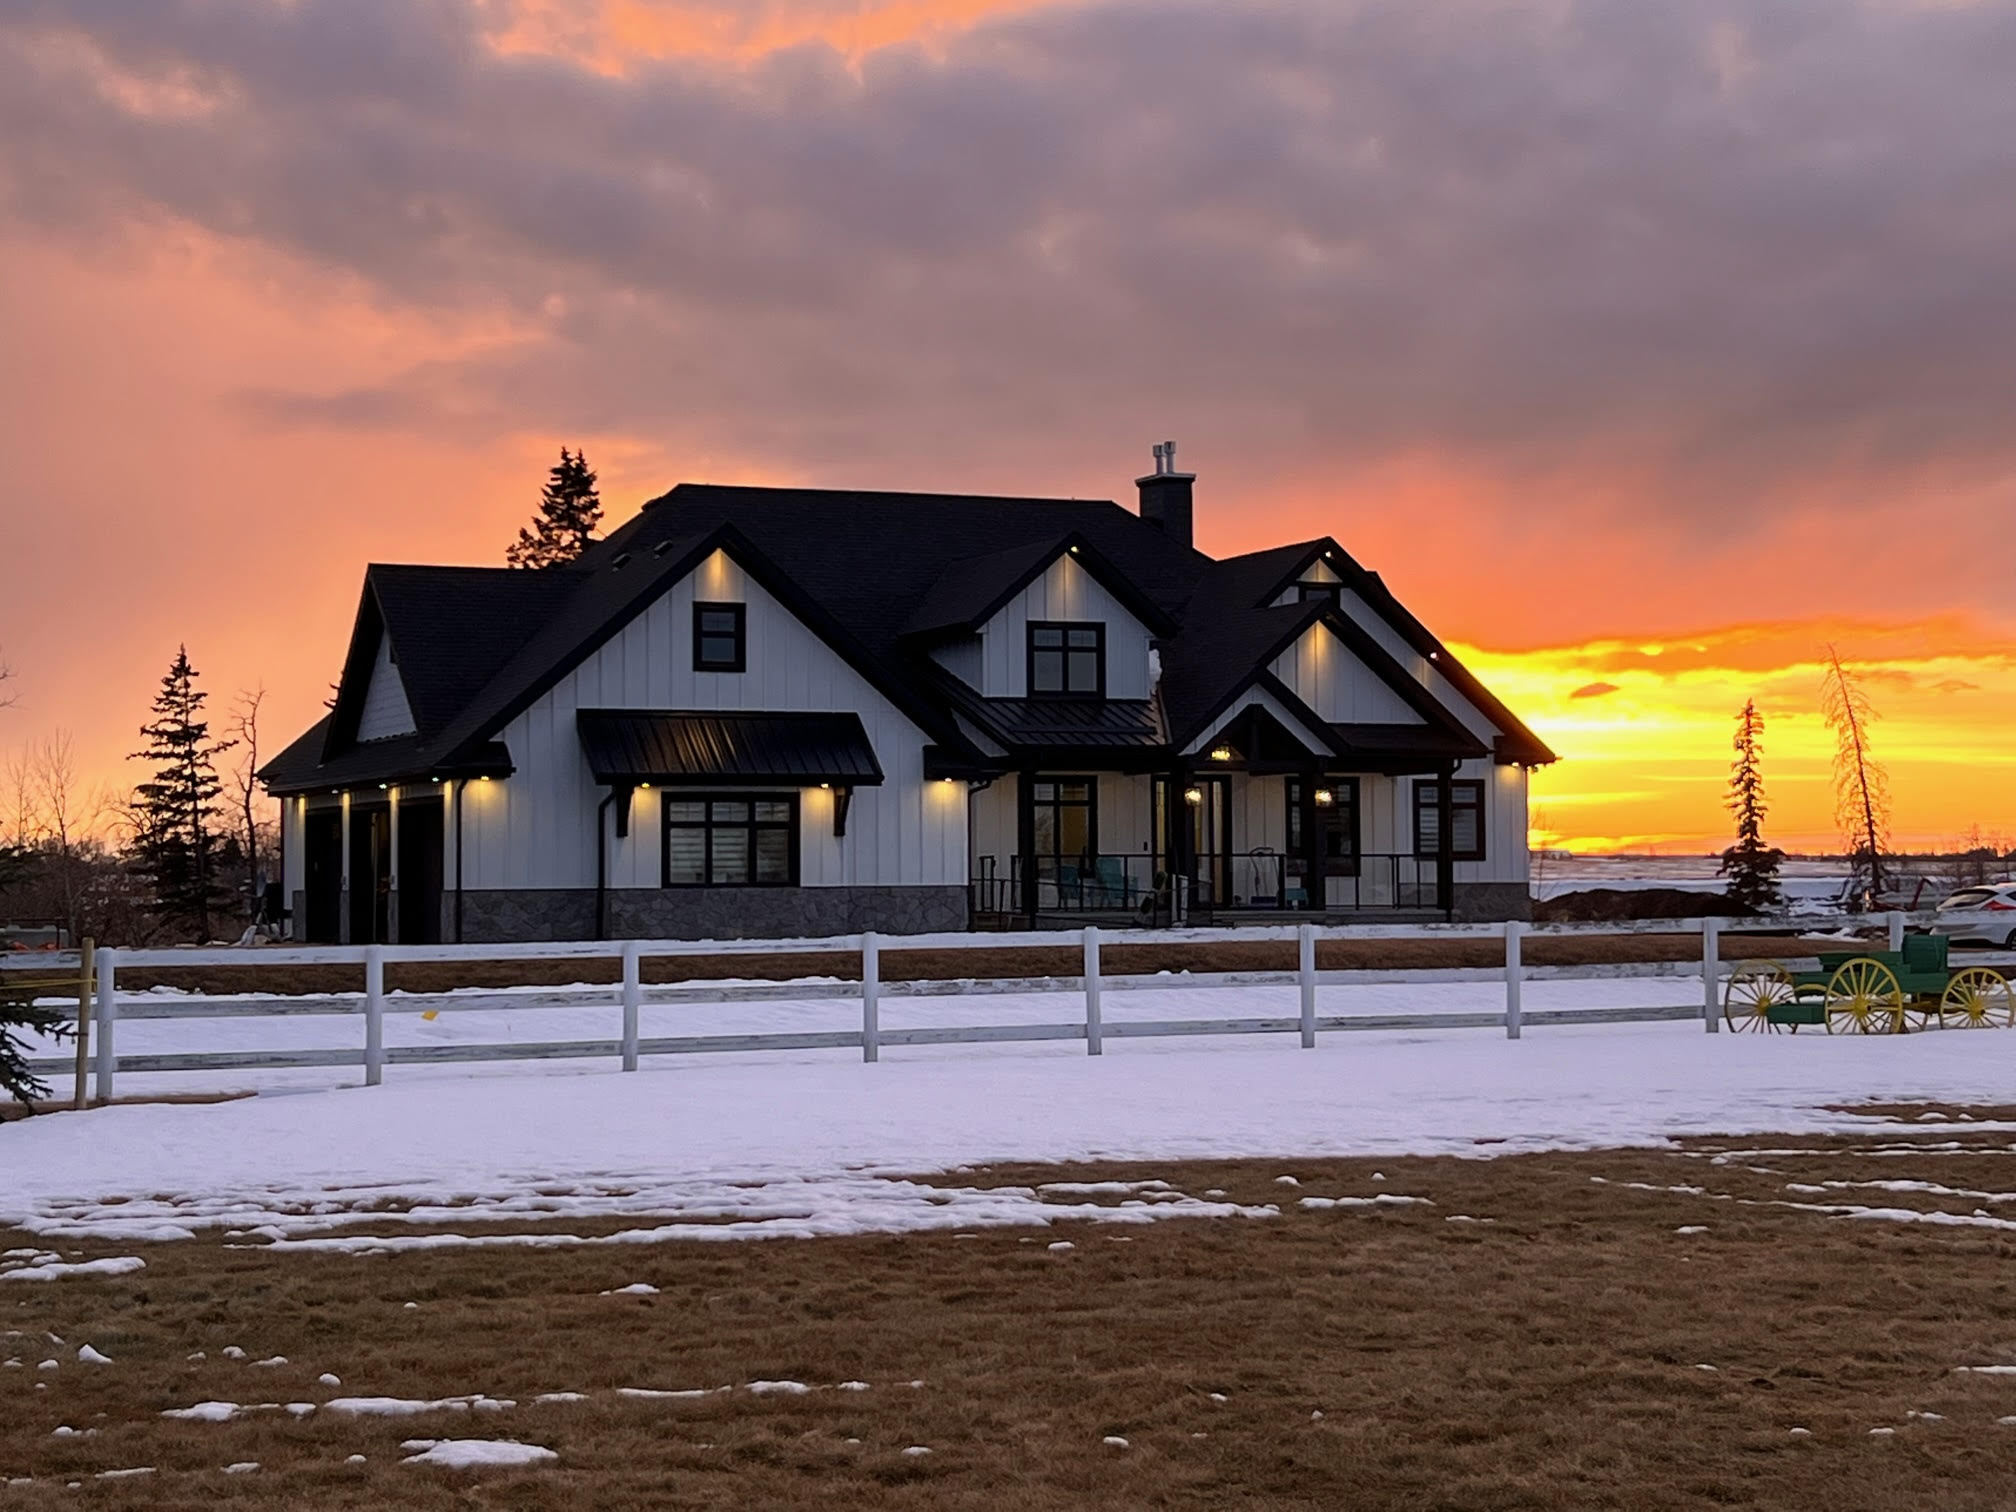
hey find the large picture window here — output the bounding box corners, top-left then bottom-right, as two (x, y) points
(1413, 779), (1485, 862)
(693, 602), (746, 672)
(663, 795), (798, 887)
(1027, 622), (1105, 698)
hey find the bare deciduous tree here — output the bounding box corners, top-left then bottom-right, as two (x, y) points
(1820, 646), (1891, 904)
(228, 687), (272, 928)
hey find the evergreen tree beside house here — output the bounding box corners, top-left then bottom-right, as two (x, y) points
(129, 646), (234, 942)
(506, 448), (603, 568)
(1718, 700), (1784, 914)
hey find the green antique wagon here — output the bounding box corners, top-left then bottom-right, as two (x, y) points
(1722, 933), (2013, 1034)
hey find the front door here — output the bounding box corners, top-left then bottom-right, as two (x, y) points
(1287, 777), (1360, 910)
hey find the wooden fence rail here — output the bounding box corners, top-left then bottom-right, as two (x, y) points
(3, 912), (1956, 1102)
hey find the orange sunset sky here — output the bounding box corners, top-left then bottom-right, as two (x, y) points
(2, 0), (2013, 854)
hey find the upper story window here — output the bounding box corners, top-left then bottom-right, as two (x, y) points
(694, 602), (746, 672)
(1027, 622), (1105, 698)
(1296, 581), (1342, 606)
(1413, 779), (1486, 861)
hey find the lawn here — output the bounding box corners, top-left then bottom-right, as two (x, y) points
(7, 1109), (2016, 1508)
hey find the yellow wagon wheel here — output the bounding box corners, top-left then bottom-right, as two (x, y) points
(1940, 967), (2015, 1029)
(1723, 962), (1795, 1033)
(1825, 958), (1905, 1035)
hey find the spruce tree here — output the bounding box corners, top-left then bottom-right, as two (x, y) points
(0, 979), (68, 1111)
(129, 647), (234, 941)
(1717, 700), (1784, 914)
(506, 447), (602, 568)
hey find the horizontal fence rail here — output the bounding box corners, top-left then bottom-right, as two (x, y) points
(8, 910), (1994, 1102)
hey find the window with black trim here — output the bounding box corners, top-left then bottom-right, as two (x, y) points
(1296, 582), (1342, 606)
(1027, 622), (1104, 697)
(693, 602), (746, 672)
(1288, 776), (1360, 877)
(1030, 778), (1097, 869)
(663, 795), (798, 886)
(1413, 780), (1485, 861)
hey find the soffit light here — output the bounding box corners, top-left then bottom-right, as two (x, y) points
(1209, 745), (1234, 762)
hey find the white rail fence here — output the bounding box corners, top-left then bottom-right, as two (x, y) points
(6, 912), (1939, 1103)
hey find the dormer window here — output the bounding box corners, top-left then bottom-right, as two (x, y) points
(694, 602), (746, 672)
(1028, 622), (1105, 698)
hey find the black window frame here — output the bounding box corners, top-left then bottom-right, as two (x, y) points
(1296, 581), (1343, 606)
(1287, 776), (1361, 878)
(1029, 775), (1099, 872)
(693, 601), (747, 673)
(661, 792), (800, 888)
(1413, 779), (1486, 862)
(1026, 621), (1106, 699)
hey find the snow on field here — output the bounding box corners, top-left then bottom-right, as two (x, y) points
(6, 978), (2016, 1252)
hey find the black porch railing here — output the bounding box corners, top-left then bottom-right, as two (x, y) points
(968, 851), (1443, 921)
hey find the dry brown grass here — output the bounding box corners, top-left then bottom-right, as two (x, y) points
(9, 1110), (2016, 1508)
(120, 931), (1856, 997)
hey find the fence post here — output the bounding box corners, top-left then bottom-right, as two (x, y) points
(1702, 917), (1721, 1034)
(1298, 923), (1317, 1049)
(861, 931), (880, 1064)
(73, 939), (94, 1112)
(92, 947), (117, 1105)
(621, 940), (641, 1072)
(1083, 926), (1103, 1056)
(1504, 920), (1523, 1041)
(1888, 910), (1905, 953)
(363, 945), (385, 1087)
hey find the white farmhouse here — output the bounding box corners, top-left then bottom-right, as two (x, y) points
(261, 449), (1555, 941)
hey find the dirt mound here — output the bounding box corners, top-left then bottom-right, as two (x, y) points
(1534, 887), (1750, 924)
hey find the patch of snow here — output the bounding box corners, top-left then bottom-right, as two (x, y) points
(617, 1386), (723, 1400)
(318, 1372), (341, 1387)
(838, 1381), (870, 1392)
(163, 1402), (242, 1423)
(1954, 1365), (2016, 1375)
(187, 1351), (206, 1361)
(746, 1380), (811, 1395)
(76, 1345), (112, 1365)
(1103, 1435), (1130, 1449)
(97, 1467), (154, 1479)
(1675, 1226), (1709, 1235)
(223, 1462), (258, 1475)
(901, 1446), (931, 1457)
(345, 1454), (367, 1464)
(324, 1394), (511, 1417)
(400, 1439), (557, 1469)
(601, 1283), (659, 1296)
(221, 1346), (246, 1360)
(1047, 1241), (1074, 1253)
(37, 1359), (58, 1371)
(251, 1355), (288, 1367)
(1274, 1176), (1301, 1187)
(532, 1392), (588, 1405)
(1869, 1427), (1896, 1437)
(1, 1257), (145, 1283)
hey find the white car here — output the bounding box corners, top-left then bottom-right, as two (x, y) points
(1930, 883), (2016, 948)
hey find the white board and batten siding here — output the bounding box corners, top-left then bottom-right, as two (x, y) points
(457, 550), (965, 893)
(356, 638), (418, 741)
(961, 554), (1154, 699)
(1267, 624), (1424, 727)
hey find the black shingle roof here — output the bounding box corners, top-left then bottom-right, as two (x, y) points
(260, 482), (1552, 794)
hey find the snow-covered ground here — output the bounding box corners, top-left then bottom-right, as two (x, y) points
(6, 969), (2016, 1251)
(1532, 855), (1851, 903)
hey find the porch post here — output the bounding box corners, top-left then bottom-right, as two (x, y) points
(1437, 763), (1456, 922)
(386, 787), (401, 944)
(1016, 770), (1038, 924)
(1302, 764), (1326, 915)
(338, 790), (353, 945)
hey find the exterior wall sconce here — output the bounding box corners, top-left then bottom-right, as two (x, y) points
(1314, 788), (1335, 806)
(1183, 786), (1203, 805)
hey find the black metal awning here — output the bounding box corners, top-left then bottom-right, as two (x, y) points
(575, 710), (884, 787)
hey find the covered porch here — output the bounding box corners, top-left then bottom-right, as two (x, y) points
(966, 703), (1472, 928)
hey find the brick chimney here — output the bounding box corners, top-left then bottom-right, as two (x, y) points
(1135, 440), (1194, 548)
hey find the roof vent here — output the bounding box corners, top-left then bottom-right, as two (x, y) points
(611, 552), (632, 571)
(1135, 440), (1196, 549)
